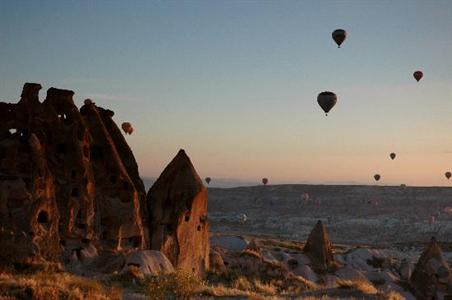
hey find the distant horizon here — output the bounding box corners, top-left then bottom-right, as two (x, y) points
(142, 175), (451, 190)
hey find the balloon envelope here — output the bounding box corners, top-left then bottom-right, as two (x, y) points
(262, 178), (268, 185)
(390, 153), (396, 160)
(374, 174), (381, 181)
(121, 122), (133, 135)
(446, 171), (451, 179)
(317, 91), (337, 115)
(413, 71), (423, 82)
(205, 177), (211, 184)
(332, 29), (347, 48)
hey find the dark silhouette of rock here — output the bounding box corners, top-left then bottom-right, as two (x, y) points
(303, 220), (335, 272)
(147, 149), (209, 277)
(410, 237), (452, 299)
(80, 103), (145, 249)
(0, 83), (146, 265)
(0, 131), (60, 265)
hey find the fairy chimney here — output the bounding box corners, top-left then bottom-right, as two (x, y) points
(147, 149), (209, 277)
(410, 237), (452, 299)
(303, 220), (335, 272)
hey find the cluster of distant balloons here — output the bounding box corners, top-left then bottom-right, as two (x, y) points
(322, 29), (449, 183)
(119, 29), (449, 185)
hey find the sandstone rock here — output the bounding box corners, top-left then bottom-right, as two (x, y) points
(336, 265), (367, 281)
(343, 247), (391, 272)
(399, 258), (413, 280)
(303, 220), (335, 272)
(0, 83), (146, 266)
(365, 270), (399, 285)
(410, 237), (452, 299)
(209, 250), (226, 274)
(323, 274), (338, 288)
(80, 103), (145, 250)
(292, 264), (318, 282)
(147, 149), (209, 277)
(79, 242), (98, 261)
(245, 238), (260, 252)
(122, 250), (174, 276)
(0, 126), (60, 265)
(261, 249), (279, 264)
(210, 235), (248, 252)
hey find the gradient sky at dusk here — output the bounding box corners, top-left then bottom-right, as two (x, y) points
(1, 0), (451, 186)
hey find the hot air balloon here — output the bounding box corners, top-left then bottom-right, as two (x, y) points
(317, 91), (337, 116)
(121, 122), (134, 135)
(413, 71), (423, 82)
(332, 29), (347, 48)
(238, 213), (248, 224)
(390, 153), (396, 160)
(446, 171), (451, 180)
(262, 178), (268, 185)
(84, 99), (94, 105)
(205, 177), (211, 185)
(443, 207), (452, 214)
(374, 174), (381, 181)
(301, 192), (310, 203)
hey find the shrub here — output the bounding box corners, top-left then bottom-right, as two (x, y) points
(145, 271), (202, 300)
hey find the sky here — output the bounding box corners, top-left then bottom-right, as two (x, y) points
(1, 0), (451, 187)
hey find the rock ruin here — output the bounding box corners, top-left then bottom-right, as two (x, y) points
(0, 83), (146, 265)
(147, 149), (209, 277)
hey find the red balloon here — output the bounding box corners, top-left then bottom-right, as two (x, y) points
(413, 71), (423, 82)
(262, 178), (268, 185)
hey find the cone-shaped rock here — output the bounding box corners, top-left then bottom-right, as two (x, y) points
(303, 220), (335, 272)
(410, 237), (452, 299)
(147, 149), (209, 277)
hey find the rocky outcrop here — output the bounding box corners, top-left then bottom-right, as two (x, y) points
(147, 149), (209, 277)
(0, 132), (60, 265)
(303, 220), (335, 272)
(0, 83), (146, 265)
(80, 103), (145, 249)
(122, 250), (174, 276)
(410, 237), (452, 299)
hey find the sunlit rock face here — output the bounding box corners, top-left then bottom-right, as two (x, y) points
(303, 220), (336, 272)
(0, 133), (60, 265)
(147, 149), (209, 277)
(410, 237), (452, 299)
(0, 83), (146, 265)
(80, 103), (145, 250)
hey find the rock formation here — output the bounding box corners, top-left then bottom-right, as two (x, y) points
(303, 220), (335, 272)
(147, 149), (209, 277)
(122, 250), (174, 276)
(0, 83), (146, 265)
(410, 237), (452, 299)
(0, 131), (60, 265)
